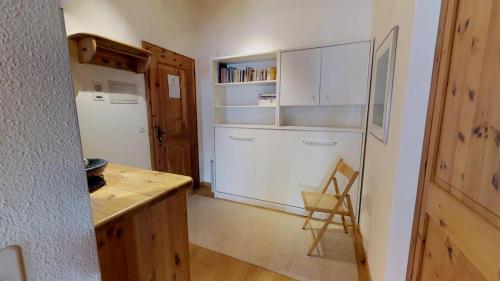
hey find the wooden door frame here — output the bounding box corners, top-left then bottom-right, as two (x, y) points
(405, 0), (458, 279)
(142, 41), (200, 188)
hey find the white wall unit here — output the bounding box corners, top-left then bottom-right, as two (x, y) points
(212, 42), (371, 217)
(279, 49), (321, 106)
(320, 41), (371, 105)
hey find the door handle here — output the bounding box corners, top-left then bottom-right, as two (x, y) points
(156, 126), (164, 145)
(303, 140), (338, 146)
(229, 136), (254, 141)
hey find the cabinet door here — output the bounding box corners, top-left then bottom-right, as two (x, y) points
(95, 219), (132, 281)
(320, 41), (371, 105)
(281, 130), (363, 211)
(280, 48), (321, 106)
(130, 191), (190, 281)
(215, 127), (283, 202)
(215, 127), (260, 197)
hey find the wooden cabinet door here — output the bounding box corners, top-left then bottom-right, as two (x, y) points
(320, 42), (371, 105)
(409, 0), (500, 280)
(130, 190), (190, 281)
(95, 191), (190, 281)
(95, 219), (132, 281)
(280, 48), (321, 106)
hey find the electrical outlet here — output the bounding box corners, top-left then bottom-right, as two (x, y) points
(138, 124), (147, 133)
(0, 246), (26, 281)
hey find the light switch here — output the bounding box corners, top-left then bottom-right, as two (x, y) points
(0, 246), (26, 281)
(93, 93), (106, 102)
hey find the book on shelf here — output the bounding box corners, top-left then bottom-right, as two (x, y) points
(218, 63), (277, 84)
(258, 93), (276, 106)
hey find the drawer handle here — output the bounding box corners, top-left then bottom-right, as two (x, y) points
(303, 140), (338, 146)
(229, 136), (254, 141)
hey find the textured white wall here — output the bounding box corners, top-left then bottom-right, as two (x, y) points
(0, 1), (100, 280)
(195, 0), (373, 182)
(359, 0), (441, 280)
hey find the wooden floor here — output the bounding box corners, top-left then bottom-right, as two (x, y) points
(193, 183), (214, 198)
(190, 244), (295, 281)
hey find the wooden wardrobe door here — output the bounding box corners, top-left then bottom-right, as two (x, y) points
(409, 0), (500, 280)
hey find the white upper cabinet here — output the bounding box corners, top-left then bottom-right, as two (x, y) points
(320, 41), (371, 105)
(280, 48), (321, 106)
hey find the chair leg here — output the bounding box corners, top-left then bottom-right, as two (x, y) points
(302, 211), (313, 229)
(307, 213), (335, 256)
(341, 215), (348, 233)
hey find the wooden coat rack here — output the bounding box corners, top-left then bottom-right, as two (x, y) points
(68, 33), (152, 74)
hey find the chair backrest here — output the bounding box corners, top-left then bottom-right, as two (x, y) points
(320, 159), (359, 203)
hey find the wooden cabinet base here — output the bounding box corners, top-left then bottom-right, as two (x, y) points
(95, 189), (190, 281)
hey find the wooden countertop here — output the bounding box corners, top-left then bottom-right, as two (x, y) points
(90, 164), (192, 228)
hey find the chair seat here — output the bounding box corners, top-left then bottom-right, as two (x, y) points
(301, 191), (349, 215)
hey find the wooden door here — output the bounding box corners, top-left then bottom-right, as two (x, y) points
(280, 48), (321, 106)
(320, 42), (371, 106)
(408, 0), (500, 280)
(143, 42), (199, 188)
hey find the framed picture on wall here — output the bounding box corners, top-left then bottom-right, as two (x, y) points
(368, 26), (398, 144)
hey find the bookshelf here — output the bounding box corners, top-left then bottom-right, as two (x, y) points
(214, 80), (276, 87)
(212, 51), (279, 127)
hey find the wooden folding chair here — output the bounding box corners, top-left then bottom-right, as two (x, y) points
(301, 158), (363, 257)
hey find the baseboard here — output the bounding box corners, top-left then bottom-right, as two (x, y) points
(197, 182), (214, 198)
(356, 229), (372, 281)
(214, 191), (308, 216)
(200, 181), (212, 189)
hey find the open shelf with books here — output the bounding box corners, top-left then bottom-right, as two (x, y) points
(212, 51), (279, 127)
(214, 80), (276, 87)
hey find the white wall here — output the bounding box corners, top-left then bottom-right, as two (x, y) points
(61, 0), (199, 57)
(61, 0), (373, 181)
(0, 0), (100, 280)
(70, 45), (152, 169)
(359, 0), (441, 280)
(195, 0), (373, 182)
(62, 0), (199, 169)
